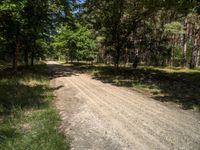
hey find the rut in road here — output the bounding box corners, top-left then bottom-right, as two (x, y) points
(48, 61), (200, 150)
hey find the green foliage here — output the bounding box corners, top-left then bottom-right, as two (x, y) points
(0, 0), (76, 69)
(173, 47), (182, 66)
(81, 0), (199, 68)
(52, 23), (97, 62)
(0, 0), (199, 69)
(0, 0), (25, 43)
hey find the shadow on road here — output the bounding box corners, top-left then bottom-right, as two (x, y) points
(48, 63), (80, 79)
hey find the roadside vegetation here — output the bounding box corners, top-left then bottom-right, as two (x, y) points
(67, 62), (200, 111)
(0, 62), (69, 150)
(0, 0), (199, 148)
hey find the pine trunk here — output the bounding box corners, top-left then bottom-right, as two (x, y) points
(190, 17), (200, 69)
(170, 35), (175, 66)
(31, 50), (34, 66)
(24, 49), (29, 68)
(197, 50), (200, 67)
(182, 17), (189, 68)
(13, 43), (19, 72)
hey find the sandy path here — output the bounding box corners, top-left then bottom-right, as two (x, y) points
(48, 61), (200, 150)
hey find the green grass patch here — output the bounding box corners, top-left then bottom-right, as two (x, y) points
(69, 63), (200, 111)
(0, 62), (69, 150)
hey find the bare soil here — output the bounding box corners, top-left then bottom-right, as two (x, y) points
(48, 61), (200, 150)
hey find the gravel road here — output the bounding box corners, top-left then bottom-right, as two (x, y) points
(48, 61), (200, 150)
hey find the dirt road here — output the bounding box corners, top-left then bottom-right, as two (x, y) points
(48, 61), (200, 150)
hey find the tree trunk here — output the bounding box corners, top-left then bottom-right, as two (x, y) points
(182, 17), (189, 68)
(70, 57), (73, 63)
(170, 35), (175, 66)
(197, 50), (200, 67)
(125, 48), (129, 66)
(132, 49), (139, 68)
(13, 43), (19, 72)
(24, 49), (29, 68)
(170, 48), (174, 66)
(65, 54), (68, 63)
(31, 50), (34, 66)
(189, 46), (198, 69)
(189, 18), (199, 69)
(132, 55), (139, 68)
(114, 47), (120, 71)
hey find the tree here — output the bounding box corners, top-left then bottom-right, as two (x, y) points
(52, 23), (97, 62)
(0, 0), (26, 71)
(0, 0), (199, 71)
(81, 0), (170, 68)
(164, 21), (184, 66)
(23, 0), (52, 66)
(189, 14), (200, 68)
(0, 0), (74, 70)
(80, 0), (199, 69)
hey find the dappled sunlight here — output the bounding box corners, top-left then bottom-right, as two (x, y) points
(74, 64), (200, 111)
(0, 64), (53, 115)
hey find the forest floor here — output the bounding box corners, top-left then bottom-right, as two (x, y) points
(48, 61), (200, 150)
(0, 62), (68, 150)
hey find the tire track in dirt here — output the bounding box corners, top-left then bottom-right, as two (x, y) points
(70, 75), (200, 149)
(67, 76), (169, 149)
(81, 74), (200, 125)
(65, 77), (148, 149)
(77, 75), (200, 135)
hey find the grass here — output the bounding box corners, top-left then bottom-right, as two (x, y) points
(68, 62), (200, 111)
(0, 62), (69, 150)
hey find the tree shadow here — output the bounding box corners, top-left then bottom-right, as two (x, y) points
(0, 64), (56, 142)
(75, 64), (200, 110)
(0, 84), (52, 115)
(48, 63), (80, 79)
(0, 64), (53, 115)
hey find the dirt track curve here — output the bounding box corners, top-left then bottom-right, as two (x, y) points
(48, 61), (200, 150)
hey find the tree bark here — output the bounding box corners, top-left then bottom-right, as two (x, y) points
(189, 17), (199, 69)
(31, 50), (34, 66)
(132, 49), (139, 68)
(197, 50), (200, 67)
(170, 35), (175, 66)
(24, 49), (29, 68)
(114, 45), (121, 71)
(182, 17), (189, 68)
(13, 43), (19, 72)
